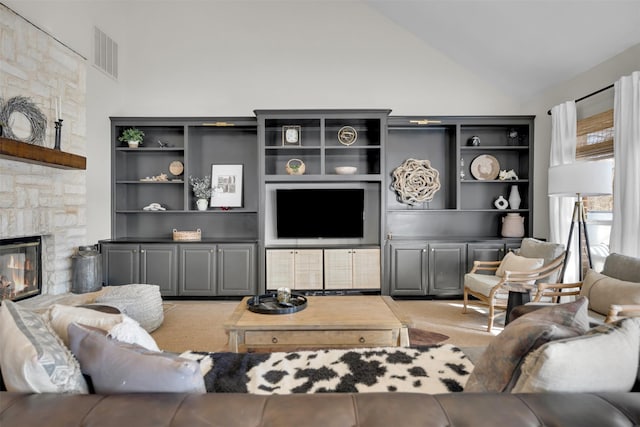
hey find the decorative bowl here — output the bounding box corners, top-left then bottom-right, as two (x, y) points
(335, 166), (357, 175)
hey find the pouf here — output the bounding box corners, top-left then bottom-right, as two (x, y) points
(95, 284), (164, 332)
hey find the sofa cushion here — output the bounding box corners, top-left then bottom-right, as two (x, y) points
(579, 269), (640, 316)
(602, 253), (640, 282)
(512, 317), (640, 392)
(0, 301), (88, 393)
(68, 322), (204, 394)
(47, 304), (159, 351)
(464, 297), (589, 392)
(495, 252), (544, 278)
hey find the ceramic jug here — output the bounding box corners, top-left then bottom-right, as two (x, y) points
(501, 213), (525, 237)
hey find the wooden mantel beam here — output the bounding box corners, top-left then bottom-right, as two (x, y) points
(0, 136), (86, 170)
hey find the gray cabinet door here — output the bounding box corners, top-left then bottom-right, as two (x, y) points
(217, 243), (256, 296)
(467, 243), (505, 274)
(428, 243), (466, 296)
(102, 243), (140, 285)
(389, 242), (428, 296)
(179, 244), (217, 296)
(140, 244), (178, 296)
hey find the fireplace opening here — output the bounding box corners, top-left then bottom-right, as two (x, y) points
(0, 236), (42, 302)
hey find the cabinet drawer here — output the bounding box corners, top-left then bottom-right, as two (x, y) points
(244, 329), (394, 347)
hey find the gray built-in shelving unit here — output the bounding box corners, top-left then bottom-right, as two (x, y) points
(101, 117), (259, 297)
(385, 116), (534, 297)
(102, 113), (534, 298)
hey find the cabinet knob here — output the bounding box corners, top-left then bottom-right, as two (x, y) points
(431, 248), (435, 252)
(133, 249), (137, 253)
(359, 337), (366, 343)
(422, 249), (427, 253)
(210, 249), (214, 253)
(140, 250), (145, 253)
(272, 337), (278, 344)
(219, 249), (222, 253)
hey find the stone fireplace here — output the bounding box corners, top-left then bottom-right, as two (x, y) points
(1, 4), (88, 297)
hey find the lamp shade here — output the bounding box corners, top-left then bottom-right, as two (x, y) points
(548, 160), (613, 197)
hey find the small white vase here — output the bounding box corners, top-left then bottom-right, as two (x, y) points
(127, 140), (140, 148)
(196, 199), (208, 211)
(501, 213), (525, 237)
(494, 195), (508, 210)
(508, 185), (521, 210)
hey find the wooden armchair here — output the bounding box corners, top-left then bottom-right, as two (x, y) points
(463, 253), (566, 332)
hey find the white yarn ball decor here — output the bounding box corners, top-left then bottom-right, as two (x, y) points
(391, 158), (441, 205)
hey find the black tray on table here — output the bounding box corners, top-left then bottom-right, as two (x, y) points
(246, 293), (307, 314)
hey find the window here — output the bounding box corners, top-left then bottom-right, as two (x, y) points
(576, 109), (613, 269)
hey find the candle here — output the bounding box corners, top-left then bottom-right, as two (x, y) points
(58, 97), (62, 120)
(54, 97), (59, 121)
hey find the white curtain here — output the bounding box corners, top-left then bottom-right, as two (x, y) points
(610, 71), (640, 258)
(549, 101), (577, 281)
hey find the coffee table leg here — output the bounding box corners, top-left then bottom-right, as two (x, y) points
(399, 326), (410, 347)
(228, 330), (239, 352)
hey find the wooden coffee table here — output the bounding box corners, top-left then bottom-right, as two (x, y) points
(224, 295), (410, 352)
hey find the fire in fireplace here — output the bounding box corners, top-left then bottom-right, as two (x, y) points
(0, 236), (41, 302)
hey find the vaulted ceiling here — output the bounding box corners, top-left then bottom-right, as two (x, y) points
(367, 0), (640, 100)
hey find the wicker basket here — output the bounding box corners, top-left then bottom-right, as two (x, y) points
(172, 228), (202, 241)
(285, 158), (306, 175)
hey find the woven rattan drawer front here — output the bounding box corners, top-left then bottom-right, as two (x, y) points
(244, 329), (394, 347)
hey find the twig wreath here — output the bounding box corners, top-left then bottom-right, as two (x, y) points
(391, 158), (441, 205)
(0, 96), (47, 146)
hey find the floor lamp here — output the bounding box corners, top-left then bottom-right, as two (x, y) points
(548, 160), (613, 282)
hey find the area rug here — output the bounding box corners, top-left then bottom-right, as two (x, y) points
(181, 344), (473, 395)
(408, 328), (449, 346)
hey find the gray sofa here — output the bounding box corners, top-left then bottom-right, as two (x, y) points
(514, 252), (640, 324)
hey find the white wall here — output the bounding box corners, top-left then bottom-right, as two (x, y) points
(521, 43), (640, 241)
(14, 1), (635, 245)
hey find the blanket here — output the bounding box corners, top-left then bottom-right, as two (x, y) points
(181, 344), (473, 394)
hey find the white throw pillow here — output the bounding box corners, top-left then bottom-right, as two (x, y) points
(48, 304), (124, 347)
(108, 315), (160, 352)
(496, 252), (544, 277)
(0, 300), (88, 393)
(512, 317), (640, 393)
(47, 304), (160, 352)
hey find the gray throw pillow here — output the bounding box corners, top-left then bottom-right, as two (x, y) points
(68, 322), (205, 394)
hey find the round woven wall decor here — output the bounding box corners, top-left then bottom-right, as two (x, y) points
(0, 96), (47, 146)
(391, 158), (441, 205)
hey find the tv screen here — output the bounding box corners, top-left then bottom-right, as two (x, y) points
(276, 189), (364, 239)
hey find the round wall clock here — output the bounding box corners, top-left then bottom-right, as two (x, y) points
(337, 126), (358, 146)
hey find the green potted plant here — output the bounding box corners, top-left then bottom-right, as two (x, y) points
(118, 127), (145, 148)
(189, 175), (213, 211)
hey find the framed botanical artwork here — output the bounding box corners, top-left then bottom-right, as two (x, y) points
(210, 164), (243, 208)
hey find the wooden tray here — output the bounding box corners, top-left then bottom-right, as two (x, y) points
(247, 293), (307, 315)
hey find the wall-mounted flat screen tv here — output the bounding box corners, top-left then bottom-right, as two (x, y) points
(276, 188), (364, 239)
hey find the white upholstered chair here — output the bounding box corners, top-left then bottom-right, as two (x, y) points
(462, 238), (565, 332)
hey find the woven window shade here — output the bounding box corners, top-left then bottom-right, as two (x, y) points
(576, 109), (613, 160)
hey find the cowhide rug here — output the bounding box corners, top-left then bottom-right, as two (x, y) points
(180, 344), (473, 394)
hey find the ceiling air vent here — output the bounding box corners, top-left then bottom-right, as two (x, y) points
(93, 27), (118, 79)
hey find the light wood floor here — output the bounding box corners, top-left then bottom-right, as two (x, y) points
(151, 298), (501, 354)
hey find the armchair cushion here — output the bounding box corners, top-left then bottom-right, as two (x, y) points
(495, 252), (544, 278)
(465, 297), (589, 392)
(463, 274), (504, 297)
(518, 238), (565, 265)
(580, 269), (640, 316)
(512, 317), (640, 393)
